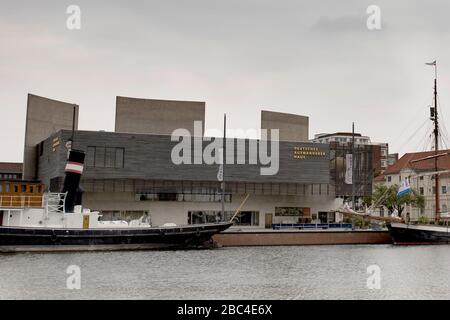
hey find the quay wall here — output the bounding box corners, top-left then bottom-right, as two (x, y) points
(213, 230), (392, 246)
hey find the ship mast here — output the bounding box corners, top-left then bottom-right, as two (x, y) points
(221, 113), (226, 222)
(431, 61), (440, 222)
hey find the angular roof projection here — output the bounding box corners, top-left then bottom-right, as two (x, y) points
(115, 96), (205, 135)
(23, 94), (78, 180)
(261, 110), (309, 142)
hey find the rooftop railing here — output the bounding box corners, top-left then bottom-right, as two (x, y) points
(0, 195), (44, 208)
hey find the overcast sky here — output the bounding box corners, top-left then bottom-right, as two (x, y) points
(1, 0), (450, 162)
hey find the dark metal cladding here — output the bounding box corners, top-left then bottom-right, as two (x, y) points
(62, 149), (85, 213)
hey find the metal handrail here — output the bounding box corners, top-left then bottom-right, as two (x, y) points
(44, 193), (66, 214)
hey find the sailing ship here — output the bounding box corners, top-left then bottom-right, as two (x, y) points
(388, 60), (450, 244)
(0, 149), (232, 252)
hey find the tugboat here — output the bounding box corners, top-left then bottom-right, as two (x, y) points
(0, 149), (232, 252)
(388, 60), (450, 244)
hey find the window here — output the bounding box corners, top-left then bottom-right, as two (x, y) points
(420, 187), (424, 195)
(387, 176), (392, 182)
(94, 147), (105, 167)
(86, 146), (124, 169)
(115, 148), (124, 168)
(86, 147), (96, 167)
(420, 176), (424, 180)
(442, 186), (447, 194)
(105, 147), (115, 168)
(21, 185), (27, 193)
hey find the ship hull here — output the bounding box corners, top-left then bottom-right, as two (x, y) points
(388, 223), (450, 245)
(0, 222), (232, 252)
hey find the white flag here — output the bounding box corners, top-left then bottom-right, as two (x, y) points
(217, 148), (224, 182)
(345, 154), (353, 184)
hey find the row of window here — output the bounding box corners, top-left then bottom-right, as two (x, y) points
(0, 182), (43, 194)
(136, 193), (232, 202)
(0, 174), (20, 180)
(319, 137), (370, 144)
(274, 207), (311, 217)
(86, 147), (125, 168)
(418, 186), (447, 195)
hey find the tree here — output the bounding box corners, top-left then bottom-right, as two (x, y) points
(371, 184), (425, 217)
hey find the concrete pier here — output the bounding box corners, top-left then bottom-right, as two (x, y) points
(213, 229), (392, 246)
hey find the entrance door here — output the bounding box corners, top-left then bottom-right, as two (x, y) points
(318, 212), (328, 224)
(265, 213), (273, 229)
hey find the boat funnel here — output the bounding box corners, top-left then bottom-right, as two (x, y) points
(62, 149), (85, 213)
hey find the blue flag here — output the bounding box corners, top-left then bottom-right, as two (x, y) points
(397, 177), (412, 197)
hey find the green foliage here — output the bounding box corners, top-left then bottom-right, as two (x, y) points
(343, 217), (352, 224)
(417, 215), (429, 225)
(362, 196), (373, 208)
(372, 184), (425, 217)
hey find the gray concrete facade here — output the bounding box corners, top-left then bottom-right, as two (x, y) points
(23, 94), (78, 180)
(38, 129), (330, 189)
(261, 110), (309, 142)
(115, 96), (205, 135)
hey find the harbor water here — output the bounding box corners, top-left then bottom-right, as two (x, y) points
(1, 245), (449, 300)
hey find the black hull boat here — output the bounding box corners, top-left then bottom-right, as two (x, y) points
(387, 61), (450, 246)
(388, 223), (450, 245)
(0, 149), (233, 253)
(0, 222), (233, 252)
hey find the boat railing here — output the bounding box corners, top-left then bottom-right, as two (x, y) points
(272, 222), (353, 230)
(44, 193), (66, 215)
(0, 194), (44, 208)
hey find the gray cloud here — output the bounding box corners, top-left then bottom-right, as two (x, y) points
(1, 0), (450, 162)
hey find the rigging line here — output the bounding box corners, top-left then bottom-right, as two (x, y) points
(436, 95), (450, 145)
(413, 123), (432, 152)
(420, 130), (433, 153)
(394, 95), (437, 143)
(396, 118), (430, 154)
(439, 132), (448, 151)
(440, 127), (450, 148)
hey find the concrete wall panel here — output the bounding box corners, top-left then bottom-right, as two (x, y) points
(115, 96), (205, 135)
(261, 110), (309, 142)
(23, 94), (78, 180)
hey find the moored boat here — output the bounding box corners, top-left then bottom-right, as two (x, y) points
(388, 222), (450, 245)
(387, 60), (450, 245)
(0, 149), (232, 252)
